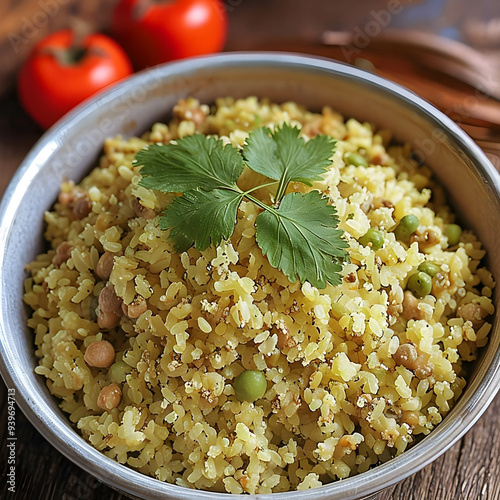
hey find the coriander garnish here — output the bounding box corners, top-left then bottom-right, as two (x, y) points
(135, 123), (349, 288)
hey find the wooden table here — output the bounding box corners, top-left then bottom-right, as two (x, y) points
(1, 7), (500, 497)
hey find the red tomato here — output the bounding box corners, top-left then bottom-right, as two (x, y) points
(111, 0), (227, 69)
(18, 30), (133, 129)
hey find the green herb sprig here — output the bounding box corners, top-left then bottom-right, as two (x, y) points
(135, 123), (349, 288)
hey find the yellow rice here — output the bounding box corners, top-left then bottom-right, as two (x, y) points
(24, 97), (495, 493)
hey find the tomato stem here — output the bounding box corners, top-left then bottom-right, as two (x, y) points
(63, 46), (88, 65)
(41, 46), (89, 66)
(44, 19), (96, 66)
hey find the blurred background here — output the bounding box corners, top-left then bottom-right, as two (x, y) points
(2, 0), (500, 94)
(2, 0), (500, 194)
(1, 1), (500, 499)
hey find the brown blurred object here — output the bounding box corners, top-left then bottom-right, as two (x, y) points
(256, 32), (500, 126)
(0, 0), (118, 97)
(254, 30), (500, 169)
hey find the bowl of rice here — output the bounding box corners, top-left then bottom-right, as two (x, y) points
(0, 53), (499, 500)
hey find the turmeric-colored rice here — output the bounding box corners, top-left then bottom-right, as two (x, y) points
(24, 97), (495, 493)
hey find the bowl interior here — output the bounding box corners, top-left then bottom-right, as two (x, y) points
(1, 53), (499, 500)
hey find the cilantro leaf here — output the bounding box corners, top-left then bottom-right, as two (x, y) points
(255, 190), (348, 288)
(136, 134), (244, 193)
(160, 189), (244, 252)
(243, 123), (336, 201)
(136, 121), (349, 288)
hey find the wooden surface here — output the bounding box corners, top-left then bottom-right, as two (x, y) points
(1, 1), (500, 497)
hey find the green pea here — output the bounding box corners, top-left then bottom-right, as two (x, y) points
(344, 151), (368, 168)
(418, 261), (441, 277)
(234, 370), (267, 403)
(108, 360), (129, 384)
(359, 228), (384, 251)
(407, 271), (432, 298)
(444, 224), (462, 246)
(394, 214), (419, 241)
